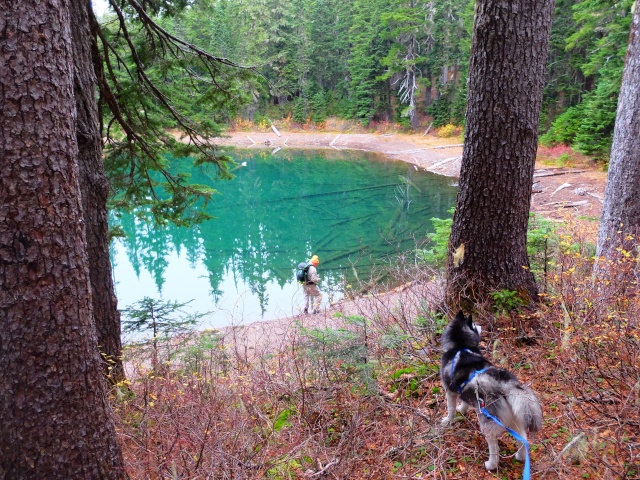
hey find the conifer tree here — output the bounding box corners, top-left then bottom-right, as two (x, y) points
(308, 0), (352, 98)
(542, 0), (634, 158)
(293, 97), (308, 124)
(1, 1), (126, 475)
(77, 0), (257, 381)
(446, 0), (554, 306)
(595, 6), (640, 279)
(312, 91), (328, 124)
(349, 0), (392, 124)
(425, 0), (473, 126)
(380, 0), (430, 129)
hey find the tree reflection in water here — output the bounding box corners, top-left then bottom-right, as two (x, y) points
(110, 149), (456, 328)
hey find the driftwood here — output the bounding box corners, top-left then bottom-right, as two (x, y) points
(533, 169), (587, 178)
(586, 191), (604, 203)
(551, 182), (572, 196)
(329, 134), (341, 146)
(559, 432), (588, 465)
(426, 143), (464, 149)
(270, 124), (281, 136)
(543, 200), (589, 208)
(429, 155), (461, 170)
(422, 122), (433, 136)
(246, 135), (256, 146)
(387, 149), (427, 155)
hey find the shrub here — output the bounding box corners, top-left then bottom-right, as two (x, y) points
(435, 123), (461, 138)
(527, 213), (558, 287)
(112, 214), (638, 479)
(416, 208), (454, 268)
(490, 289), (526, 315)
(540, 105), (583, 147)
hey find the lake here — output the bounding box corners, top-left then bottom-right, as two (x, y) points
(110, 149), (457, 331)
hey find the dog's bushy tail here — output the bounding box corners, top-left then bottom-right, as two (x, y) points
(508, 385), (543, 435)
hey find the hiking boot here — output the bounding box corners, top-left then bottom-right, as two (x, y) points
(303, 308), (308, 314)
(312, 309), (319, 314)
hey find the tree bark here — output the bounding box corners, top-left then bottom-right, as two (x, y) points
(0, 2), (126, 477)
(595, 7), (640, 276)
(71, 0), (125, 383)
(446, 0), (555, 307)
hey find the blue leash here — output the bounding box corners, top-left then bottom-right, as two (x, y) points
(479, 406), (531, 480)
(449, 349), (485, 393)
(450, 351), (531, 479)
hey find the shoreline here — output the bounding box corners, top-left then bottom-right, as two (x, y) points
(212, 130), (465, 177)
(201, 130), (607, 353)
(213, 130), (607, 220)
(205, 131), (463, 353)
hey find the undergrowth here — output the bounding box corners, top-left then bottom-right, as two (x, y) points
(112, 214), (639, 479)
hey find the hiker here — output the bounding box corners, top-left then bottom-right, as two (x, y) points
(303, 255), (322, 314)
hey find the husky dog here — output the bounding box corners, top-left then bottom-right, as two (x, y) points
(440, 311), (543, 471)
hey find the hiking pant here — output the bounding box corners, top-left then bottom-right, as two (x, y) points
(303, 283), (322, 312)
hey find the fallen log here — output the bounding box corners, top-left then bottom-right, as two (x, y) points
(426, 143), (464, 149)
(533, 170), (587, 178)
(429, 155), (461, 170)
(551, 182), (572, 196)
(586, 191), (604, 203)
(543, 200), (589, 208)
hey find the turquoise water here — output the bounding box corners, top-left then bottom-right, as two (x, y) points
(110, 149), (457, 329)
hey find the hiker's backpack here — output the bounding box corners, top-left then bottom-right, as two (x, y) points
(296, 262), (311, 283)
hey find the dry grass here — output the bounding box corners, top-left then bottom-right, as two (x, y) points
(112, 218), (639, 479)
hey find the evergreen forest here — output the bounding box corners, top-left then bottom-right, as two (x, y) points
(100, 0), (635, 161)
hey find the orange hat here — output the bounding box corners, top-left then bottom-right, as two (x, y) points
(310, 255), (319, 265)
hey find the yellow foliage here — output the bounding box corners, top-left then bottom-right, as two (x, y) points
(436, 123), (461, 138)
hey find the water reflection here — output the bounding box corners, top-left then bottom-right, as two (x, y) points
(110, 149), (457, 327)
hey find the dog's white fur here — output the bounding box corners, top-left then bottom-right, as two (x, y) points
(442, 388), (530, 470)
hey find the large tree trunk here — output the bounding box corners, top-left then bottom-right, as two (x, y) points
(0, 2), (126, 477)
(445, 0), (554, 307)
(595, 7), (640, 276)
(71, 0), (125, 383)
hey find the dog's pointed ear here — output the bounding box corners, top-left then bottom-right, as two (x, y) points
(466, 314), (474, 328)
(455, 310), (465, 322)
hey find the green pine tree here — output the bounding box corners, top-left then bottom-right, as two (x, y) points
(348, 0), (391, 125)
(122, 297), (205, 369)
(311, 91), (328, 124)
